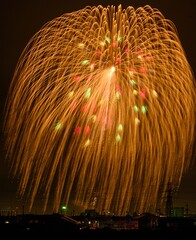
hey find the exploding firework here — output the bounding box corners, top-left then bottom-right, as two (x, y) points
(4, 5), (196, 215)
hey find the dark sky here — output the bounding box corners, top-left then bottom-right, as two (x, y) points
(0, 0), (196, 213)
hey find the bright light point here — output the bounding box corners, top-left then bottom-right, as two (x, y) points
(73, 75), (81, 82)
(78, 43), (85, 48)
(99, 41), (105, 46)
(85, 88), (91, 99)
(90, 63), (95, 71)
(54, 121), (62, 130)
(111, 42), (117, 47)
(84, 125), (90, 134)
(135, 118), (140, 125)
(104, 35), (111, 43)
(115, 57), (121, 63)
(152, 90), (158, 98)
(141, 105), (147, 113)
(69, 91), (74, 97)
(81, 60), (89, 65)
(74, 126), (81, 135)
(139, 67), (146, 74)
(145, 55), (152, 61)
(84, 139), (90, 147)
(111, 66), (115, 73)
(115, 92), (120, 100)
(118, 124), (123, 131)
(117, 35), (123, 42)
(133, 90), (138, 95)
(133, 105), (139, 112)
(91, 115), (96, 122)
(116, 134), (121, 142)
(124, 47), (129, 53)
(140, 90), (146, 99)
(130, 80), (136, 86)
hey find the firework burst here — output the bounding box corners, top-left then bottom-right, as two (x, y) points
(4, 5), (196, 215)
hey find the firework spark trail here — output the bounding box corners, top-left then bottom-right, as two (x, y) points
(4, 5), (196, 215)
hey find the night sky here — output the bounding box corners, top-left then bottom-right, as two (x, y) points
(1, 0), (196, 213)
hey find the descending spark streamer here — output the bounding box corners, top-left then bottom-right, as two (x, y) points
(4, 5), (196, 215)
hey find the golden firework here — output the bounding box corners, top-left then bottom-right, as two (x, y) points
(4, 5), (196, 215)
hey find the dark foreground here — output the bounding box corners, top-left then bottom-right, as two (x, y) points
(1, 228), (196, 240)
(0, 213), (196, 239)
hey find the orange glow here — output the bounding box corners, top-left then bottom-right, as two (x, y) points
(4, 5), (196, 215)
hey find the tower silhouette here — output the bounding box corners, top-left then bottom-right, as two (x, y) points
(164, 182), (178, 216)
